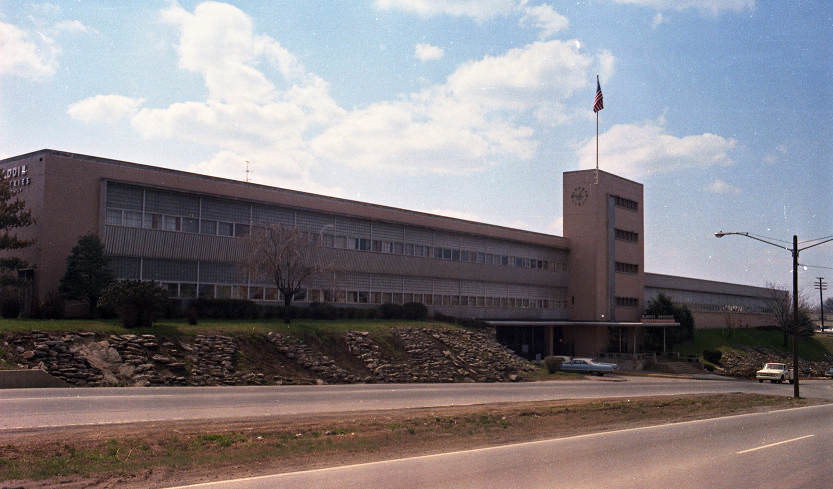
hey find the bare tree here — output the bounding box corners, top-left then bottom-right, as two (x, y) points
(244, 224), (327, 322)
(766, 283), (814, 347)
(766, 283), (791, 347)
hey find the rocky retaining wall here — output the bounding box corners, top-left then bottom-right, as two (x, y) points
(2, 328), (534, 387)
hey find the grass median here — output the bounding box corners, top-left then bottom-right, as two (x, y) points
(1, 393), (822, 488)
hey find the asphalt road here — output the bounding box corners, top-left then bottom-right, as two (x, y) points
(169, 403), (833, 489)
(2, 376), (832, 430)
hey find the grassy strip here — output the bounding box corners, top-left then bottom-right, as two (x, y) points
(0, 393), (819, 485)
(675, 328), (833, 362)
(0, 318), (456, 337)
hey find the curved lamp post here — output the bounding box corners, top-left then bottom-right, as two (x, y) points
(714, 232), (833, 398)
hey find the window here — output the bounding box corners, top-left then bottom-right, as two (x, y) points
(393, 242), (404, 254)
(322, 234), (334, 248)
(165, 216), (180, 231)
(164, 283), (179, 297)
(200, 220), (217, 235)
(354, 238), (371, 251)
(218, 222), (234, 236)
(393, 293), (403, 304)
(106, 209), (122, 225)
(124, 211), (142, 228)
(415, 245), (424, 257)
(182, 217), (199, 233)
(235, 223), (250, 237)
(216, 285), (232, 299)
(372, 292), (382, 304)
(374, 240), (383, 252)
(424, 294), (433, 305)
(249, 287), (264, 300)
(451, 249), (460, 261)
(443, 248), (452, 260)
(405, 243), (414, 255)
(615, 228), (639, 242)
(477, 252), (485, 264)
(198, 284), (215, 298)
(501, 255), (509, 266)
(180, 283), (197, 298)
(613, 195), (639, 211)
(615, 296), (639, 307)
(403, 293), (413, 303)
(615, 262), (639, 274)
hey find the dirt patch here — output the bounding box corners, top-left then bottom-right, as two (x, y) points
(1, 393), (823, 488)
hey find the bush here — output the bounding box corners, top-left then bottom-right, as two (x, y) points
(378, 303), (404, 319)
(543, 355), (563, 374)
(99, 280), (168, 329)
(0, 296), (20, 318)
(191, 298), (259, 319)
(703, 349), (723, 364)
(402, 302), (428, 320)
(36, 290), (65, 319)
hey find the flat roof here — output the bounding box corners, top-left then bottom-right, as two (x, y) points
(2, 149), (570, 251)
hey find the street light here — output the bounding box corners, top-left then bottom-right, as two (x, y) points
(714, 231), (833, 398)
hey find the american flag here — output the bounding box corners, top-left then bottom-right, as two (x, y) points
(593, 76), (604, 113)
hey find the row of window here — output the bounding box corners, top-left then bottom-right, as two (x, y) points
(336, 235), (566, 272)
(612, 195), (639, 211)
(615, 296), (639, 307)
(106, 207), (569, 273)
(615, 262), (639, 274)
(614, 228), (639, 242)
(159, 282), (567, 310)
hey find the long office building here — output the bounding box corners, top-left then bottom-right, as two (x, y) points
(0, 150), (775, 357)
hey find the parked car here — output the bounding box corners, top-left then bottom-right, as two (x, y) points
(559, 358), (618, 375)
(825, 367), (833, 378)
(755, 362), (794, 384)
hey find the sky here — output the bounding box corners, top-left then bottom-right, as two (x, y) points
(1, 0), (831, 296)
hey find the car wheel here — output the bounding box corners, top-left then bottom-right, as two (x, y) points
(789, 379), (795, 384)
(758, 379), (763, 383)
(770, 379), (778, 383)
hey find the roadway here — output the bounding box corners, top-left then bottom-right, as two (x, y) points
(169, 403), (833, 489)
(2, 376), (832, 430)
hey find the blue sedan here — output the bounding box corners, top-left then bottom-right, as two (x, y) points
(560, 358), (618, 375)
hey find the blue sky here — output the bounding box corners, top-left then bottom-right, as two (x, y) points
(1, 0), (831, 295)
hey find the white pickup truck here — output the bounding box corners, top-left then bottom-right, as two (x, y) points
(755, 362), (794, 384)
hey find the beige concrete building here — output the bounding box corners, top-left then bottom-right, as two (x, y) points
(0, 150), (776, 358)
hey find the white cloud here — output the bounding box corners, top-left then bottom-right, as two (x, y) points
(374, 0), (517, 21)
(705, 179), (741, 194)
(54, 20), (90, 34)
(519, 4), (568, 40)
(70, 3), (600, 186)
(67, 94), (145, 123)
(414, 43), (444, 61)
(313, 39), (594, 173)
(597, 49), (615, 82)
(612, 0), (755, 16)
(577, 118), (736, 179)
(0, 20), (59, 79)
(651, 12), (667, 29)
(762, 144), (787, 164)
(160, 1), (304, 104)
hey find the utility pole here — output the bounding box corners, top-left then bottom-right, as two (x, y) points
(815, 277), (827, 332)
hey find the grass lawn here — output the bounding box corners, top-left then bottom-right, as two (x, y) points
(0, 317), (459, 338)
(675, 327), (833, 362)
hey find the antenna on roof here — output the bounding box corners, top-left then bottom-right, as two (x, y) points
(244, 160), (251, 183)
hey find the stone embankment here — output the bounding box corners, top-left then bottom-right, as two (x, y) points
(2, 327), (534, 387)
(718, 346), (832, 378)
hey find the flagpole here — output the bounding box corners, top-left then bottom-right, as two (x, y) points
(594, 73), (599, 185)
(595, 108), (599, 185)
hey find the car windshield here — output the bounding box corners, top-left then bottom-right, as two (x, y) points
(765, 363), (785, 369)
